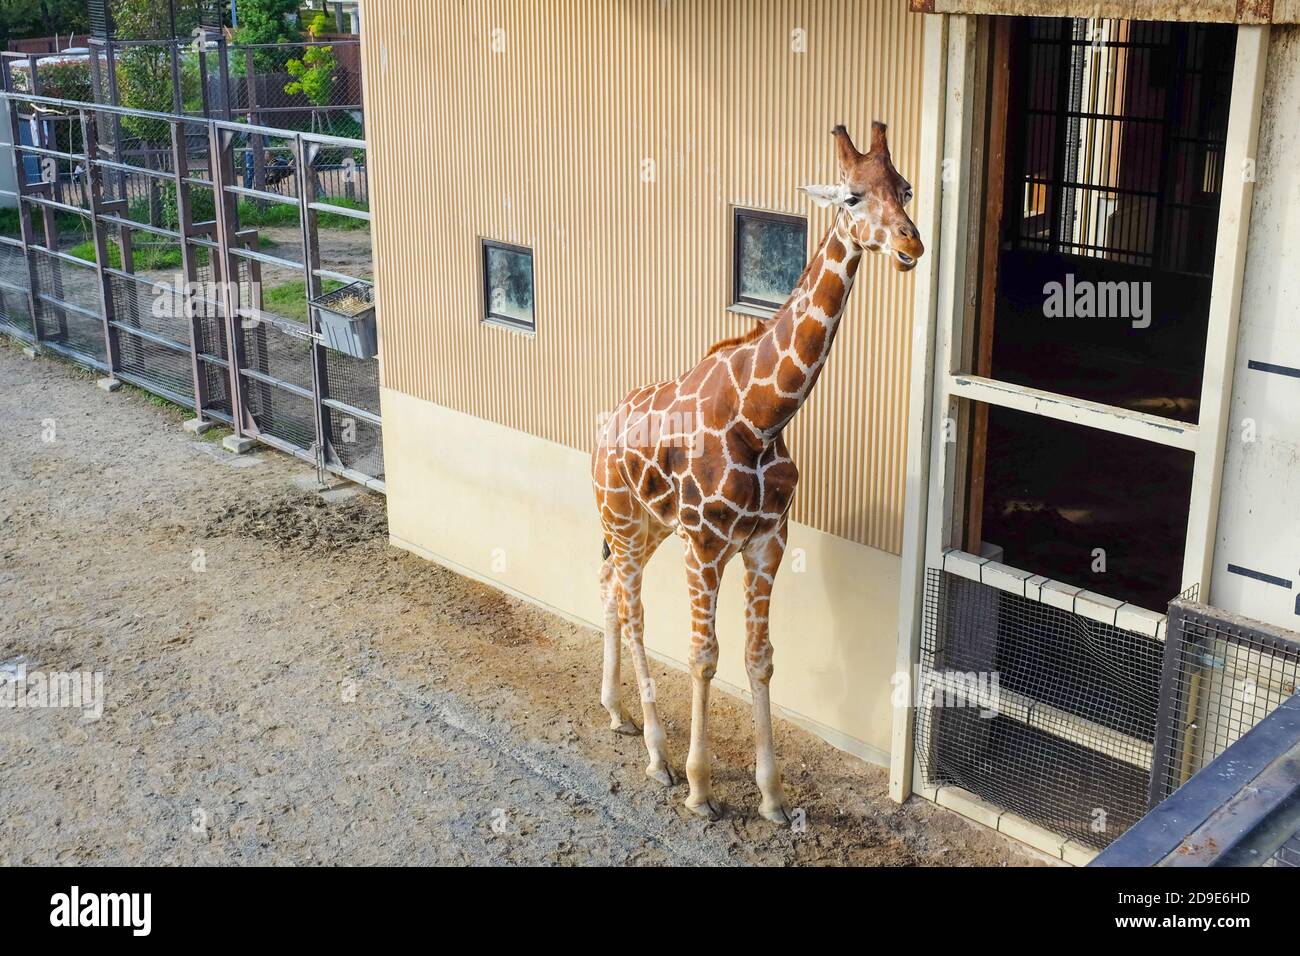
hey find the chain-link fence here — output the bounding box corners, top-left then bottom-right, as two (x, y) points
(1, 31), (367, 211)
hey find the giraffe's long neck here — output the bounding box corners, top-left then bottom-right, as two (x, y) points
(740, 215), (863, 440)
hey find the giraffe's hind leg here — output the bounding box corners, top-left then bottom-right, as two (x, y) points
(599, 555), (639, 736)
(604, 518), (678, 786)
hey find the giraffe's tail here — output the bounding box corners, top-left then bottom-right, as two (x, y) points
(601, 539), (611, 561)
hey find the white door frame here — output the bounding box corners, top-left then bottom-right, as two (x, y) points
(889, 16), (1271, 803)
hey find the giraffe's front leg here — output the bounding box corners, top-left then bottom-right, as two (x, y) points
(684, 546), (723, 821)
(615, 566), (679, 786)
(743, 525), (793, 826)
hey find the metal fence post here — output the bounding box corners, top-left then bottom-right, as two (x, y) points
(208, 121), (250, 437)
(197, 43), (211, 119)
(169, 39), (183, 115)
(246, 48), (265, 198)
(3, 90), (42, 344)
(294, 133), (330, 472)
(215, 36), (233, 122)
(78, 108), (121, 374)
(170, 119), (208, 415)
(26, 52), (69, 342)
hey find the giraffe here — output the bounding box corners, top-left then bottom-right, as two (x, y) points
(591, 122), (922, 824)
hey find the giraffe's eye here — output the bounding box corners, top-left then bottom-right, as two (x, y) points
(845, 195), (861, 207)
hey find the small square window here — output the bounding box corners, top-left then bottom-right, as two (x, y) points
(732, 208), (807, 312)
(481, 239), (535, 332)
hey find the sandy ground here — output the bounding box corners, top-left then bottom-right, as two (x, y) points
(0, 341), (1047, 866)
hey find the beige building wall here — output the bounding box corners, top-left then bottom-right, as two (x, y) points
(382, 389), (902, 763)
(361, 0), (926, 552)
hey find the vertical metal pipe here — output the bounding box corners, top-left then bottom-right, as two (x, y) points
(5, 91), (42, 344)
(28, 53), (68, 342)
(208, 122), (250, 437)
(295, 133), (330, 472)
(170, 119), (207, 414)
(246, 48), (265, 198)
(216, 37), (233, 122)
(169, 39), (183, 116)
(79, 108), (121, 374)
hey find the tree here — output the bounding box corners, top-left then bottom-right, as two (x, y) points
(112, 0), (206, 225)
(284, 14), (337, 132)
(234, 0), (301, 73)
(113, 0), (202, 145)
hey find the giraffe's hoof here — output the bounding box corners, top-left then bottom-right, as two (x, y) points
(610, 718), (641, 736)
(646, 761), (679, 787)
(685, 796), (724, 822)
(759, 801), (795, 826)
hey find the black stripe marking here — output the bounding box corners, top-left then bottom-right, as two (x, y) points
(1247, 360), (1300, 380)
(1227, 563), (1293, 590)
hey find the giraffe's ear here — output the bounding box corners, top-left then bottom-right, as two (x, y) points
(799, 183), (850, 208)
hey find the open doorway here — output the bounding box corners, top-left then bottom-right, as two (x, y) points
(966, 17), (1237, 610)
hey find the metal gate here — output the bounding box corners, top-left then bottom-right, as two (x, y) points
(0, 79), (382, 489)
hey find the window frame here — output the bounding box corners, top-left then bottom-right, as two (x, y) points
(730, 206), (808, 315)
(479, 237), (537, 333)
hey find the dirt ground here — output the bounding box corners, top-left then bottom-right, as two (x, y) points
(0, 341), (1048, 866)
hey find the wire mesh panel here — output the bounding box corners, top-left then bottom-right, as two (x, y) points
(0, 241), (34, 338)
(916, 568), (1164, 848)
(30, 250), (106, 363)
(323, 348), (379, 416)
(327, 408), (383, 480)
(1270, 834), (1300, 868)
(1150, 602), (1300, 805)
(108, 272), (196, 405)
(192, 293), (230, 420)
(244, 374), (317, 452)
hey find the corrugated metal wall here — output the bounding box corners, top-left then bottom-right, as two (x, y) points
(362, 0), (925, 553)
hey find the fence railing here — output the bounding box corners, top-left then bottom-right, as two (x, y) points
(1092, 689), (1299, 866)
(0, 87), (382, 490)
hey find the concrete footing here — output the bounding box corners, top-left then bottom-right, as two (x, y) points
(96, 378), (121, 392)
(222, 435), (256, 454)
(22, 346), (37, 359)
(183, 418), (216, 435)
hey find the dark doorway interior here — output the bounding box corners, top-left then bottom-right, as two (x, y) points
(970, 17), (1237, 610)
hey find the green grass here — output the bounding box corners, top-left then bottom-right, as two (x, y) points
(237, 196), (370, 231)
(65, 237), (297, 272)
(120, 381), (189, 417)
(261, 278), (346, 324)
(0, 207), (87, 239)
(67, 238), (186, 272)
(198, 424), (233, 444)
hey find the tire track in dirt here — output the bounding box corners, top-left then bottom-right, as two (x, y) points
(382, 680), (733, 866)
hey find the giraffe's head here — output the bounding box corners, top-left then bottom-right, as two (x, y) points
(801, 122), (923, 272)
